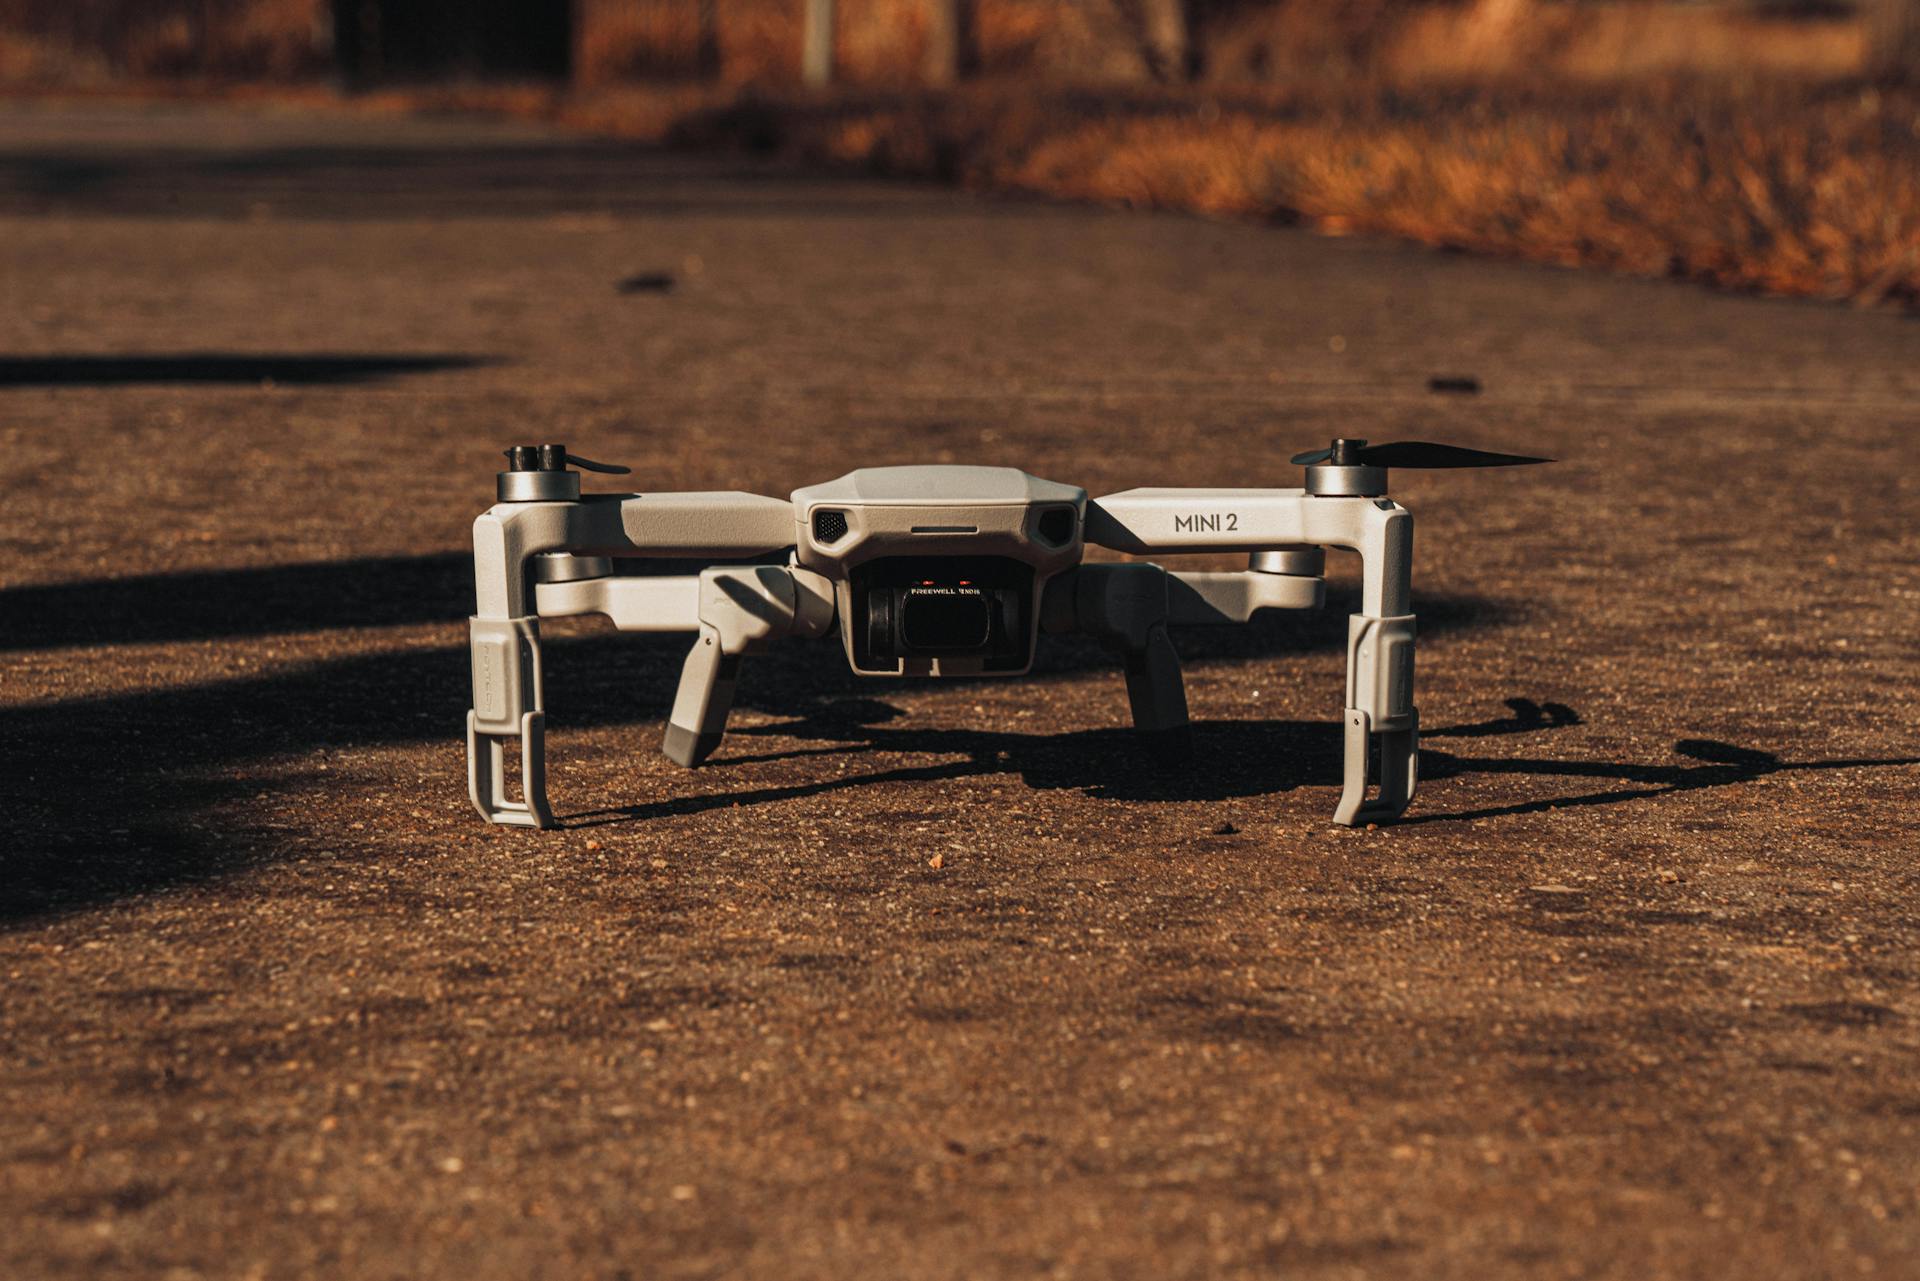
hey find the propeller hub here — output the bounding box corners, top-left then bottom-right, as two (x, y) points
(498, 468), (581, 503)
(497, 442), (632, 503)
(499, 442), (581, 501)
(1304, 462), (1388, 497)
(1329, 438), (1367, 466)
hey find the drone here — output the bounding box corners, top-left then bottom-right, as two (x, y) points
(468, 440), (1547, 830)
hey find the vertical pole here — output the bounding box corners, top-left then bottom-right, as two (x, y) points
(922, 0), (964, 86)
(802, 0), (834, 86)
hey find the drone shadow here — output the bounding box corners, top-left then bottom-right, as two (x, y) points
(568, 697), (1920, 829)
(0, 566), (1504, 923)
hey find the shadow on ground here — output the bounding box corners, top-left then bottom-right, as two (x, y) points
(1, 553), (473, 648)
(0, 554), (1495, 920)
(3, 555), (1912, 924)
(0, 354), (493, 387)
(572, 697), (1919, 828)
(0, 143), (977, 219)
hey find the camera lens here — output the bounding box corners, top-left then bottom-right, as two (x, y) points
(864, 587), (894, 658)
(900, 588), (992, 650)
(848, 557), (1034, 672)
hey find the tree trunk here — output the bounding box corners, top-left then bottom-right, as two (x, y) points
(1867, 0), (1920, 83)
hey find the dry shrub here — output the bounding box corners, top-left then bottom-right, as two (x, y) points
(582, 0), (1174, 86)
(196, 0), (327, 77)
(979, 0), (1161, 81)
(0, 26), (112, 84)
(1387, 1), (1864, 83)
(577, 0), (714, 83)
(969, 0), (1063, 72)
(0, 0), (327, 82)
(641, 77), (1920, 308)
(712, 0), (808, 84)
(1199, 0), (1416, 80)
(567, 0), (1873, 88)
(834, 0), (932, 83)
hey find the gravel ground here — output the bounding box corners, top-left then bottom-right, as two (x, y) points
(1, 100), (1916, 1281)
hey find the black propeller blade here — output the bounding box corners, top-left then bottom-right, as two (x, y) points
(1290, 438), (1552, 469)
(564, 452), (632, 475)
(503, 444), (632, 475)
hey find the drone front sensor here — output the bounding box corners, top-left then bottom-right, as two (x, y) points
(466, 439), (1548, 829)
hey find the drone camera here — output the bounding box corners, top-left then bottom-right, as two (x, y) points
(851, 556), (1033, 672)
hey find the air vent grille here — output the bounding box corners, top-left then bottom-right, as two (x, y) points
(812, 509), (850, 543)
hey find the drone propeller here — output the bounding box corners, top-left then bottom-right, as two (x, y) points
(1290, 439), (1552, 469)
(504, 444), (632, 475)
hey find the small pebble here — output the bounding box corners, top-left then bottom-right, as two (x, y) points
(616, 271), (676, 293)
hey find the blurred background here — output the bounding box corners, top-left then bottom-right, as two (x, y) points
(0, 0), (1916, 301)
(0, 0), (1914, 87)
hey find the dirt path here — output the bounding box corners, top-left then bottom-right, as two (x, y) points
(1, 100), (1916, 1280)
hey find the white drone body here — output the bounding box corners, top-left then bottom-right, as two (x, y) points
(468, 440), (1544, 830)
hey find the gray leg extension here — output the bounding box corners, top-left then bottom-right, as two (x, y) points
(1334, 614), (1419, 825)
(1122, 622), (1192, 759)
(1335, 709), (1419, 826)
(1054, 564), (1195, 756)
(664, 623), (740, 767)
(467, 616), (556, 828)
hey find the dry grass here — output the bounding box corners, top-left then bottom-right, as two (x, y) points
(560, 3), (1920, 308)
(0, 0), (328, 82)
(598, 74), (1920, 308)
(1398, 1), (1864, 82)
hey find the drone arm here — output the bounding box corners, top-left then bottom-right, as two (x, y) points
(467, 491), (799, 828)
(1165, 569), (1323, 622)
(473, 492), (795, 619)
(1083, 488), (1417, 824)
